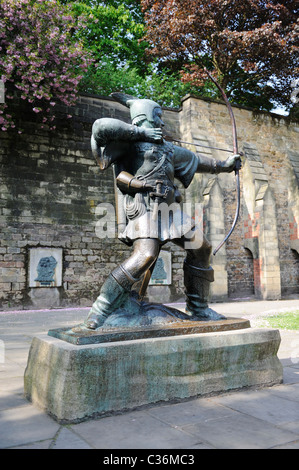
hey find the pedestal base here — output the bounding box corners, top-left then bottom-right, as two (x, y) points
(24, 326), (283, 424)
(48, 317), (250, 345)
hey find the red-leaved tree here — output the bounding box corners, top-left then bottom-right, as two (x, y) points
(142, 0), (298, 111)
(0, 0), (92, 131)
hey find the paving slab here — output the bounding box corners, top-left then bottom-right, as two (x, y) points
(181, 408), (299, 449)
(145, 398), (237, 427)
(12, 439), (53, 450)
(0, 358), (25, 380)
(267, 382), (299, 402)
(282, 366), (299, 384)
(279, 420), (299, 434)
(71, 410), (204, 449)
(208, 388), (299, 426)
(0, 404), (59, 449)
(51, 427), (93, 450)
(271, 440), (299, 449)
(0, 376), (27, 411)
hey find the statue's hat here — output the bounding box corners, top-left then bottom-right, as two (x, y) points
(111, 92), (161, 124)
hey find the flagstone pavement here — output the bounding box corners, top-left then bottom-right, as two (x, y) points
(0, 298), (299, 450)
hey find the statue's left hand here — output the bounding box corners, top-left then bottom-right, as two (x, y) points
(222, 154), (242, 172)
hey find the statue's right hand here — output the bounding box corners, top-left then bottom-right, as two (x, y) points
(143, 128), (163, 143)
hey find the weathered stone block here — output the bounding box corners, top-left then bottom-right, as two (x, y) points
(28, 287), (61, 309)
(24, 327), (283, 423)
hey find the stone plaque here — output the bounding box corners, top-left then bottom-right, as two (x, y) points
(29, 248), (62, 287)
(149, 250), (171, 286)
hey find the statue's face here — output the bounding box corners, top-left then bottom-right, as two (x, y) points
(152, 107), (165, 129)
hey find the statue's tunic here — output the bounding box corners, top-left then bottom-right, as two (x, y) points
(105, 139), (199, 245)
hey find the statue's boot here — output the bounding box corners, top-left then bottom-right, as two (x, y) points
(85, 266), (139, 329)
(184, 261), (226, 321)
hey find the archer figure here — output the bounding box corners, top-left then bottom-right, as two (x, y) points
(85, 93), (240, 329)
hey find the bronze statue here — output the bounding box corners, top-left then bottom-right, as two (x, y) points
(85, 93), (241, 330)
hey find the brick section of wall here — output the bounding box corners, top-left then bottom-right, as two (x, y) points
(182, 96), (298, 299)
(290, 216), (298, 241)
(244, 213), (260, 239)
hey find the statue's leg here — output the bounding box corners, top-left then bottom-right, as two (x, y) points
(173, 228), (225, 321)
(85, 239), (159, 329)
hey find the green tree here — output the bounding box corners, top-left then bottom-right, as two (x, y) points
(61, 1), (147, 85)
(60, 1), (198, 107)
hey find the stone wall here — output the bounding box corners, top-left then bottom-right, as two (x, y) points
(0, 93), (298, 310)
(179, 95), (299, 300)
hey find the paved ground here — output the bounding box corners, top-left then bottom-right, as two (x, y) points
(0, 299), (299, 450)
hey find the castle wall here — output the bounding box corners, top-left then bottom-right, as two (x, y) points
(0, 93), (298, 310)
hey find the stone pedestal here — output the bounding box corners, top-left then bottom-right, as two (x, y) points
(24, 325), (283, 424)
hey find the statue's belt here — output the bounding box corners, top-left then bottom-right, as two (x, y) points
(116, 152), (182, 203)
(135, 155), (175, 201)
(148, 180), (170, 201)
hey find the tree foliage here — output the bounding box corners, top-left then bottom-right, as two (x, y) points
(1, 0), (297, 131)
(63, 0), (197, 107)
(141, 0), (299, 111)
(0, 0), (91, 131)
(65, 0), (147, 74)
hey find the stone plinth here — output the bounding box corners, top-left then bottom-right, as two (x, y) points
(48, 317), (250, 345)
(24, 326), (283, 424)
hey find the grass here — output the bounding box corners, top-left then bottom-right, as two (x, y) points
(264, 310), (299, 331)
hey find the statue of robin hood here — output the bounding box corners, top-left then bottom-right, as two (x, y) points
(85, 93), (240, 330)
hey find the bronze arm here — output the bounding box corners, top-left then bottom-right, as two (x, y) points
(116, 171), (155, 194)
